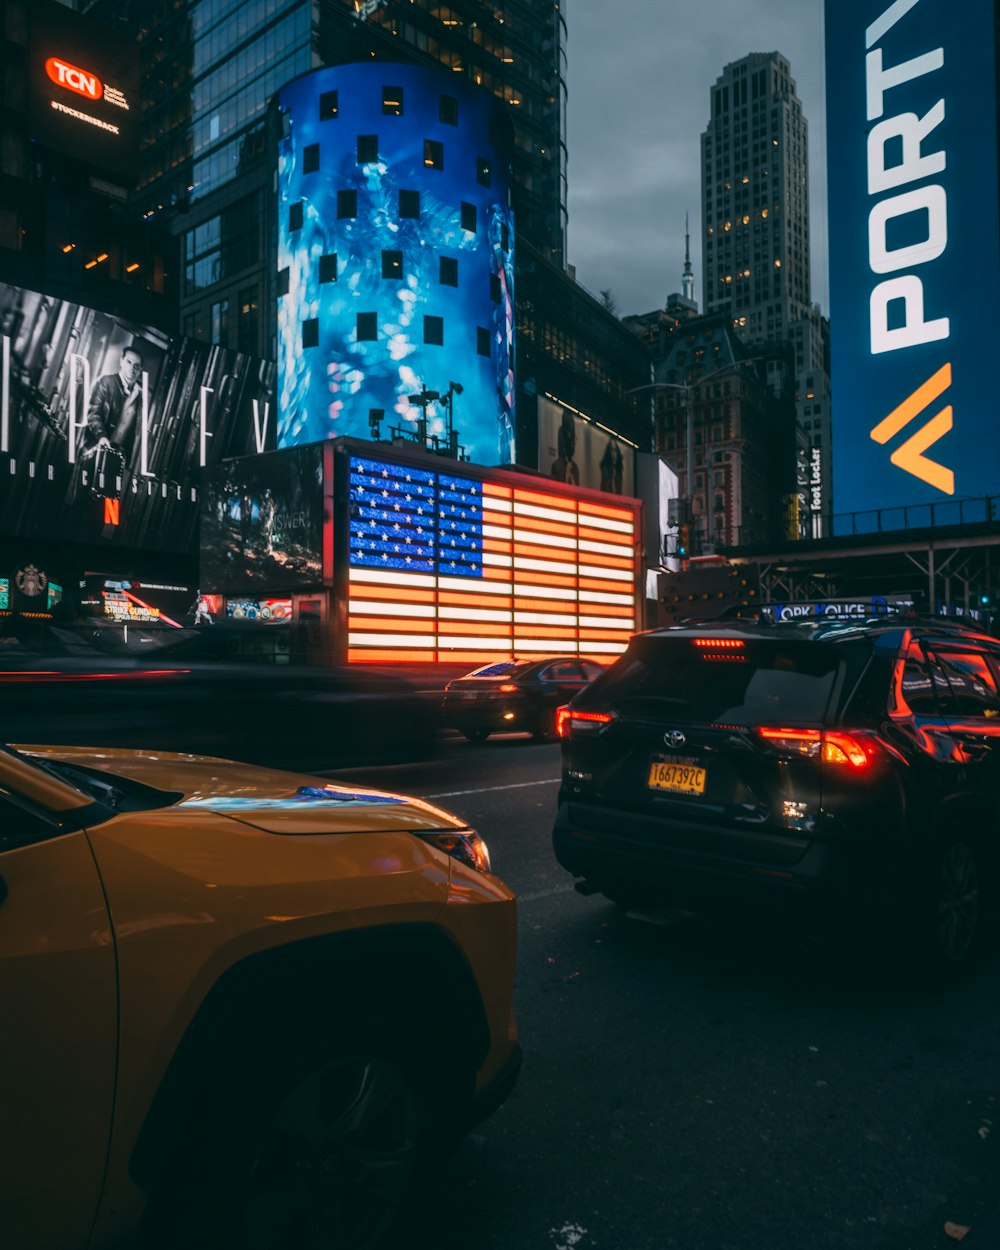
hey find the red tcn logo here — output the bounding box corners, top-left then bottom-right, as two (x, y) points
(103, 498), (120, 526)
(45, 57), (102, 101)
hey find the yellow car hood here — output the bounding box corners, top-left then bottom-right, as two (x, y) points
(21, 746), (466, 836)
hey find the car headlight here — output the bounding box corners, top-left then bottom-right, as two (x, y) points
(417, 828), (492, 874)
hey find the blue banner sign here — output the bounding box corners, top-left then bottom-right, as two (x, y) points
(826, 0), (1000, 525)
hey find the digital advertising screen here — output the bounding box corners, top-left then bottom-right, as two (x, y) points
(201, 443), (326, 593)
(537, 397), (638, 497)
(78, 575), (195, 628)
(0, 281), (277, 552)
(826, 0), (1000, 527)
(345, 450), (639, 664)
(277, 63), (516, 468)
(225, 597), (294, 622)
(28, 0), (140, 184)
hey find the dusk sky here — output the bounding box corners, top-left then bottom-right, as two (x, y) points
(565, 0), (828, 319)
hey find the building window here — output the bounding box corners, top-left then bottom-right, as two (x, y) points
(277, 266), (290, 296)
(424, 315), (444, 346)
(211, 299), (230, 346)
(440, 95), (458, 125)
(477, 326), (491, 356)
(476, 157), (491, 187)
(289, 201), (303, 231)
(460, 201), (477, 233)
(319, 90), (338, 121)
(382, 86), (403, 115)
(237, 286), (259, 354)
(489, 273), (501, 303)
(424, 139), (444, 170)
(399, 189), (420, 218)
(382, 250), (403, 279)
(337, 190), (357, 219)
(319, 253), (338, 284)
(357, 312), (377, 341)
(302, 317), (319, 348)
(303, 144), (320, 174)
(440, 256), (458, 286)
(357, 134), (378, 164)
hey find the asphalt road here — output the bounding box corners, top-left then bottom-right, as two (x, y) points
(328, 732), (1000, 1250)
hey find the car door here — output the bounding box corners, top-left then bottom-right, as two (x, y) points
(539, 660), (591, 707)
(924, 642), (1000, 800)
(0, 789), (118, 1250)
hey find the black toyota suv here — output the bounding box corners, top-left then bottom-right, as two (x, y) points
(553, 617), (1000, 973)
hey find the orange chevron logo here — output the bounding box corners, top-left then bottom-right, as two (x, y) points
(869, 363), (954, 496)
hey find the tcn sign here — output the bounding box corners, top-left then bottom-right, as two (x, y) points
(826, 0), (1000, 525)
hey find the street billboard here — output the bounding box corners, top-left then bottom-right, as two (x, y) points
(826, 0), (1000, 527)
(0, 280), (276, 552)
(537, 397), (637, 497)
(276, 63), (516, 468)
(28, 0), (140, 184)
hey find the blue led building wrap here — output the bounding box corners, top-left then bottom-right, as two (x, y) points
(277, 63), (516, 467)
(826, 0), (1000, 528)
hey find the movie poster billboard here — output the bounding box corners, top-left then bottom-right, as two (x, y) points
(0, 281), (277, 552)
(201, 444), (326, 593)
(538, 397), (637, 497)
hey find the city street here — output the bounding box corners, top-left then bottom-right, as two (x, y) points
(328, 735), (1000, 1250)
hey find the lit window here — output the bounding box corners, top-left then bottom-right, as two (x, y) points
(382, 250), (403, 279)
(319, 90), (338, 121)
(424, 139), (444, 170)
(383, 86), (404, 116)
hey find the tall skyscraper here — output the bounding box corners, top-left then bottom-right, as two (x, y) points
(701, 52), (810, 344)
(701, 51), (831, 535)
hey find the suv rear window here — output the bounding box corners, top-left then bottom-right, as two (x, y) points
(466, 661), (530, 679)
(581, 636), (853, 726)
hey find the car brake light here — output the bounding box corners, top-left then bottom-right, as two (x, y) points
(556, 706), (614, 739)
(756, 727), (871, 768)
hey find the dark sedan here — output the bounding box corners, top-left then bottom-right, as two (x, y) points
(441, 657), (603, 742)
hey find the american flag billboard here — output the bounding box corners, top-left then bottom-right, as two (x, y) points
(345, 451), (639, 664)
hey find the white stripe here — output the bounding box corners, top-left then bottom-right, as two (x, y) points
(514, 583), (578, 601)
(483, 552), (513, 568)
(579, 615), (634, 629)
(579, 537), (632, 557)
(348, 632), (435, 647)
(514, 611), (578, 627)
(482, 496), (512, 513)
(350, 600), (436, 618)
(579, 564), (633, 583)
(437, 636), (504, 649)
(438, 606), (513, 622)
(512, 528), (576, 550)
(483, 523), (513, 539)
(578, 513), (633, 535)
(349, 567), (436, 588)
(516, 501), (576, 526)
(425, 778), (561, 798)
(580, 640), (628, 653)
(515, 638), (578, 652)
(437, 576), (511, 594)
(578, 590), (633, 606)
(514, 556), (577, 575)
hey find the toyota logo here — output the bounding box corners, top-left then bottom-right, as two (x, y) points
(663, 730), (687, 749)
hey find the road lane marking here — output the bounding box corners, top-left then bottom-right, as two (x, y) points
(425, 778), (560, 799)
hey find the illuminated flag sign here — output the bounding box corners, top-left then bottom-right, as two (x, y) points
(826, 0), (1000, 525)
(346, 453), (638, 663)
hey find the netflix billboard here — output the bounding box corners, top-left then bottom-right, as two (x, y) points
(0, 281), (276, 553)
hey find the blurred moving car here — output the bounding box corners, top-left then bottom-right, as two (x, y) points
(441, 657), (604, 742)
(553, 617), (1000, 975)
(0, 742), (520, 1250)
(0, 649), (438, 769)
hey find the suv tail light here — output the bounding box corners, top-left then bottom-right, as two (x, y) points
(756, 727), (872, 769)
(556, 707), (614, 739)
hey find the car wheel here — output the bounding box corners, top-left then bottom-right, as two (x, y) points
(462, 728), (490, 742)
(918, 831), (994, 977)
(143, 1036), (457, 1250)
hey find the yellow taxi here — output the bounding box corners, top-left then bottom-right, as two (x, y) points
(0, 743), (520, 1250)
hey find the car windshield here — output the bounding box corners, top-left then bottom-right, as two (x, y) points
(582, 636), (858, 726)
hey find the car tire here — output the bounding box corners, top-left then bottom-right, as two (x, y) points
(915, 830), (995, 978)
(142, 1029), (464, 1250)
(462, 728), (490, 742)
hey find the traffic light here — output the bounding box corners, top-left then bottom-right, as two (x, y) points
(677, 524), (690, 558)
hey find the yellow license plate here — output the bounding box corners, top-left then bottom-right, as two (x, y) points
(647, 760), (707, 795)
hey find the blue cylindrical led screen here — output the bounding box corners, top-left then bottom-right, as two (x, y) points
(277, 63), (515, 466)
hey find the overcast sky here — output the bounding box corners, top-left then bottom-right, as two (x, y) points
(565, 0), (828, 318)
